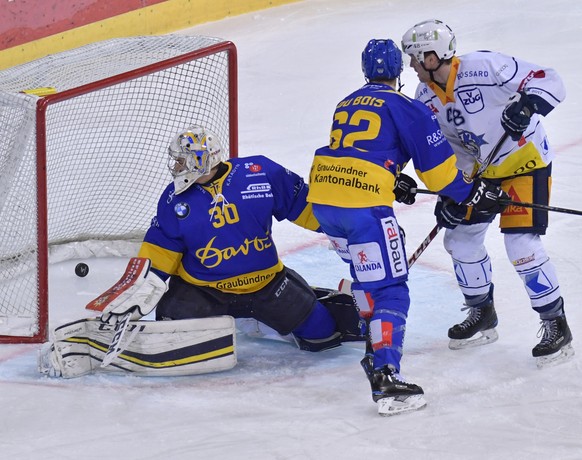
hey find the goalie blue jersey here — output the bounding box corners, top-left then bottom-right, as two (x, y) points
(138, 155), (319, 294)
(307, 82), (472, 208)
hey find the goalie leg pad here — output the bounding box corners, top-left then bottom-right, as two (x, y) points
(40, 316), (237, 378)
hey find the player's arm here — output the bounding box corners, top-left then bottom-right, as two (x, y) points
(495, 52), (566, 140)
(265, 156), (321, 231)
(395, 107), (470, 203)
(88, 188), (185, 323)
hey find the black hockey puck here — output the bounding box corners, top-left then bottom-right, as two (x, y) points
(75, 262), (89, 277)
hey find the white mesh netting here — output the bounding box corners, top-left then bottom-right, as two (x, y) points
(0, 35), (236, 340)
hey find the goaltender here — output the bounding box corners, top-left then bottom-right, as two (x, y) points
(41, 125), (363, 378)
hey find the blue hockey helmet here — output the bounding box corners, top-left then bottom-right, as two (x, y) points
(361, 39), (403, 81)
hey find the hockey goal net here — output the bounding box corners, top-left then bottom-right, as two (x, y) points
(0, 35), (238, 343)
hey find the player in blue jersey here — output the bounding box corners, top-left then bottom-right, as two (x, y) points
(307, 39), (508, 415)
(401, 19), (573, 368)
(102, 125), (364, 352)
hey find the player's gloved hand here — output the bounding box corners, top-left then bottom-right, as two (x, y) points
(434, 197), (467, 229)
(501, 91), (537, 141)
(462, 178), (509, 214)
(393, 173), (417, 205)
(101, 265), (168, 324)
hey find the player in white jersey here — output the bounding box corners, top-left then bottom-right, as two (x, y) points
(400, 19), (573, 367)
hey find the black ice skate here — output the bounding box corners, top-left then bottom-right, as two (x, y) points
(532, 315), (575, 368)
(361, 356), (427, 416)
(448, 300), (499, 350)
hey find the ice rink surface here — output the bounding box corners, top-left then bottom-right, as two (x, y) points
(2, 0), (582, 458)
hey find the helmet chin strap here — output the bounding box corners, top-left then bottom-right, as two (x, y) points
(397, 75), (404, 92)
(421, 59), (445, 86)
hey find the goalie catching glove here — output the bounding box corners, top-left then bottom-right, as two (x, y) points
(86, 257), (168, 323)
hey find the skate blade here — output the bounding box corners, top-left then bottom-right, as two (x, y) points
(536, 343), (575, 369)
(448, 328), (499, 350)
(377, 394), (427, 416)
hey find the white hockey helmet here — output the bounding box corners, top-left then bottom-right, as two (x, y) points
(167, 125), (226, 194)
(401, 19), (456, 63)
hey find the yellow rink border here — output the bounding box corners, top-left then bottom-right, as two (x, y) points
(0, 0), (299, 70)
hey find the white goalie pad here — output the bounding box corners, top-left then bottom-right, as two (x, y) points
(39, 316), (236, 378)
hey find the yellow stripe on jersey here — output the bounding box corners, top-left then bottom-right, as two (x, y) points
(481, 141), (549, 179)
(308, 155), (395, 207)
(415, 154), (461, 193)
(177, 260), (285, 294)
(138, 242), (182, 276)
(292, 202), (320, 231)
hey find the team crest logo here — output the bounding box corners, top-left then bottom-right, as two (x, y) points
(245, 162), (262, 173)
(459, 130), (488, 159)
(174, 202), (190, 219)
(458, 87), (484, 114)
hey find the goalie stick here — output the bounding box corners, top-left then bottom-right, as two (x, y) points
(85, 257), (156, 368)
(100, 312), (135, 368)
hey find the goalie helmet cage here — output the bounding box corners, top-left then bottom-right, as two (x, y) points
(0, 35), (238, 343)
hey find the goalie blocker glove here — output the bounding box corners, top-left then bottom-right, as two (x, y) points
(94, 258), (169, 323)
(462, 178), (509, 214)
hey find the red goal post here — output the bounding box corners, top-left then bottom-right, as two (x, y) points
(0, 36), (238, 343)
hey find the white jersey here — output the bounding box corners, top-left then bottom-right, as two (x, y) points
(414, 51), (566, 179)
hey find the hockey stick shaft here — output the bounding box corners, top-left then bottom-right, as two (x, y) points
(475, 132), (509, 177)
(412, 189), (582, 216)
(407, 224), (440, 268)
(499, 199), (582, 216)
(405, 132), (509, 267)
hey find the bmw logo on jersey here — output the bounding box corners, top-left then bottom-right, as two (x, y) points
(175, 202), (190, 219)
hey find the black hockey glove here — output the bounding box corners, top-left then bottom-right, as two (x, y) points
(462, 178), (509, 214)
(393, 173), (417, 205)
(501, 91), (537, 141)
(434, 197), (467, 229)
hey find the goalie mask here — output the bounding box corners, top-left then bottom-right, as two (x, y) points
(401, 19), (456, 64)
(167, 125), (226, 194)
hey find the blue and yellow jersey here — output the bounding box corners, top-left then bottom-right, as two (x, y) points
(138, 156), (319, 294)
(307, 82), (472, 207)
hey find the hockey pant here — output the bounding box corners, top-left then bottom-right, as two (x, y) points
(155, 267), (359, 352)
(312, 204), (410, 373)
(443, 223), (562, 314)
